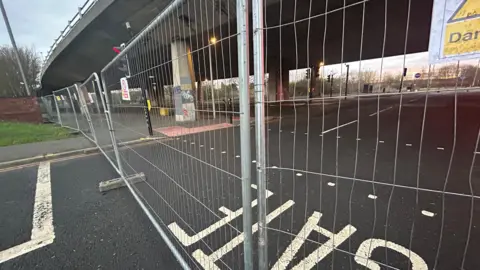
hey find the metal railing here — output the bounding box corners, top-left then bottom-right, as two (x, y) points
(41, 0), (99, 75)
(42, 0), (480, 269)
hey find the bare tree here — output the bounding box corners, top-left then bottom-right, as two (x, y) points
(0, 45), (40, 97)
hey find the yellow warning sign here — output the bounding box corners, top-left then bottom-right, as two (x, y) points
(443, 0), (480, 56)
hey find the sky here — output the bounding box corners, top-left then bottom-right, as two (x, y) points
(0, 0), (88, 60)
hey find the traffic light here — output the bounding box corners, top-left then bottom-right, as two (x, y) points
(306, 69), (311, 80)
(327, 75), (331, 82)
(113, 43), (130, 76)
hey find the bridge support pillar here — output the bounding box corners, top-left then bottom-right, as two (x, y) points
(171, 40), (196, 122)
(268, 63), (289, 101)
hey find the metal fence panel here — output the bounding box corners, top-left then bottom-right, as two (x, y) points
(52, 87), (79, 131)
(99, 0), (251, 268)
(251, 0), (480, 270)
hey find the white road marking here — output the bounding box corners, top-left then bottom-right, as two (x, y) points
(421, 210), (435, 217)
(176, 137), (180, 140)
(304, 133), (308, 135)
(292, 221), (356, 269)
(291, 131), (295, 134)
(235, 155), (240, 158)
(322, 120), (357, 134)
(379, 140), (384, 143)
(327, 182), (335, 187)
(210, 148), (214, 150)
(406, 143), (412, 147)
(221, 151), (226, 154)
(368, 194), (377, 200)
(273, 212), (321, 270)
(0, 162), (55, 264)
(192, 200), (295, 269)
(437, 147), (444, 150)
(168, 184), (273, 246)
(355, 238), (428, 270)
(337, 136), (341, 139)
(357, 138), (361, 141)
(369, 106), (393, 117)
(191, 142), (195, 145)
(200, 145), (204, 147)
(475, 152), (480, 155)
(271, 166), (278, 168)
(296, 173), (303, 176)
(252, 160), (257, 163)
(183, 140), (187, 143)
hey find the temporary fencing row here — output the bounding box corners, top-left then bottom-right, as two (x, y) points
(44, 0), (480, 269)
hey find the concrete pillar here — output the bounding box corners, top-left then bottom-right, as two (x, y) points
(267, 64), (289, 101)
(171, 41), (196, 122)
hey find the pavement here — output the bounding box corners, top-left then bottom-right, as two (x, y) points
(1, 89), (480, 269)
(0, 136), (94, 164)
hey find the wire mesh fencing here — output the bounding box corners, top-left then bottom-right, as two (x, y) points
(52, 86), (80, 132)
(40, 0), (480, 269)
(99, 0), (253, 268)
(40, 95), (59, 124)
(254, 0), (480, 269)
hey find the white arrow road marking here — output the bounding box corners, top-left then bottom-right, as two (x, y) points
(0, 162), (55, 264)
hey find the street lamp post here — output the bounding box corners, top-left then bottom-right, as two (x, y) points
(0, 0), (31, 96)
(209, 37), (217, 119)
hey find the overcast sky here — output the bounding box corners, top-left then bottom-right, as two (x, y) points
(0, 0), (87, 59)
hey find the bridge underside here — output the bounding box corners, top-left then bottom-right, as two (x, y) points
(41, 0), (433, 92)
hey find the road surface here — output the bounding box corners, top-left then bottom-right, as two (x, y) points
(1, 90), (479, 269)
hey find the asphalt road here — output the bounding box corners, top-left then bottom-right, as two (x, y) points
(1, 90), (480, 269)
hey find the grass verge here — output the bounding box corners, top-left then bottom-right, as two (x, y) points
(0, 121), (74, 147)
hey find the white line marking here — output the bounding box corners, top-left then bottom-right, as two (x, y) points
(421, 210), (435, 217)
(475, 152), (480, 155)
(192, 200), (295, 269)
(437, 147), (444, 150)
(210, 148), (214, 150)
(252, 160), (256, 163)
(191, 142), (195, 145)
(356, 138), (361, 141)
(327, 182), (335, 187)
(176, 137), (180, 140)
(168, 184), (273, 246)
(218, 206), (234, 216)
(368, 194), (377, 199)
(183, 140), (187, 143)
(221, 151), (226, 154)
(235, 155), (240, 158)
(337, 136), (341, 139)
(355, 239), (428, 270)
(293, 222), (356, 269)
(271, 166), (278, 168)
(0, 162), (55, 264)
(406, 143), (412, 147)
(322, 120), (357, 134)
(296, 173), (303, 176)
(369, 106), (393, 117)
(304, 133), (308, 135)
(379, 140), (384, 143)
(200, 145), (204, 147)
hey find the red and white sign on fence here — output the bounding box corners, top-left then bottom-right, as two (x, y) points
(120, 77), (130, 101)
